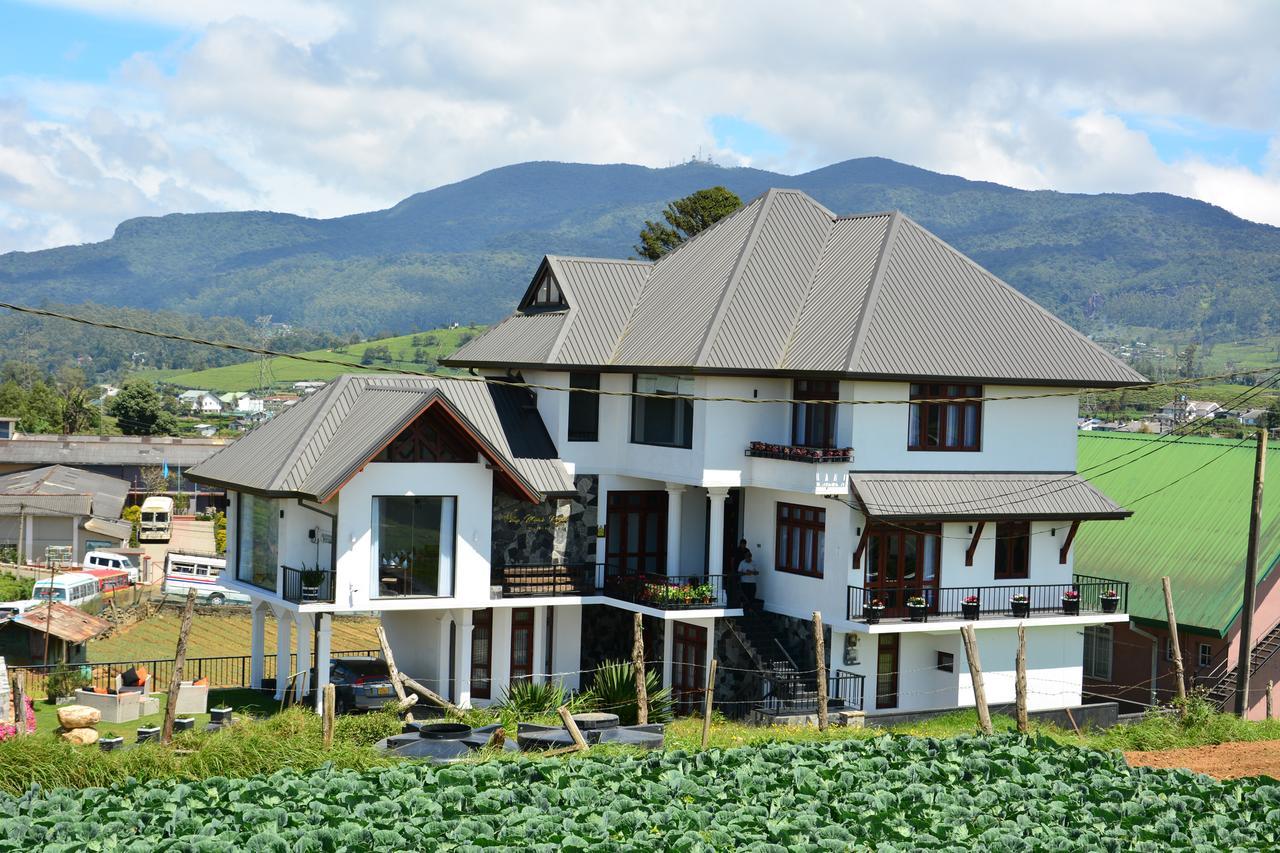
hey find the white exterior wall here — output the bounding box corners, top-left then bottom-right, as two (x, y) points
(551, 603), (583, 690)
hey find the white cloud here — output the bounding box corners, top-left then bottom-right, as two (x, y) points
(2, 0), (1279, 251)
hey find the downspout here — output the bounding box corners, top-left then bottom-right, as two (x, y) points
(1129, 624), (1160, 709)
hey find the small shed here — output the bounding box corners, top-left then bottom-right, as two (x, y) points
(0, 602), (113, 666)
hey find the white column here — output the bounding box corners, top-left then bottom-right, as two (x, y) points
(294, 613), (313, 703)
(23, 515), (34, 563)
(436, 614), (453, 700)
(662, 621), (674, 689)
(704, 619), (716, 672)
(313, 613), (332, 713)
(532, 605), (548, 684)
(71, 516), (83, 561)
(273, 608), (292, 700)
(595, 478), (610, 589)
(249, 604), (266, 689)
(664, 484), (685, 576)
(706, 488), (729, 577)
(455, 609), (474, 709)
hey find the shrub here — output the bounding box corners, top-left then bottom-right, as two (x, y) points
(583, 660), (673, 724)
(45, 664), (91, 701)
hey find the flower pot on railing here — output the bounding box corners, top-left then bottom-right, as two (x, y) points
(1100, 591), (1120, 614)
(1009, 596), (1030, 618)
(1061, 591), (1080, 615)
(905, 597), (928, 623)
(299, 566), (325, 602)
(961, 597), (980, 620)
(865, 600), (886, 624)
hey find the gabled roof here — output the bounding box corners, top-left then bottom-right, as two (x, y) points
(0, 465), (129, 519)
(1074, 432), (1280, 636)
(849, 472), (1130, 521)
(187, 375), (574, 502)
(444, 189), (1144, 387)
(12, 601), (113, 644)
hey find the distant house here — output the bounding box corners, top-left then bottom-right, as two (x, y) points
(0, 601), (113, 665)
(0, 465), (132, 560)
(292, 381), (328, 395)
(1158, 398), (1221, 424)
(178, 390), (224, 415)
(192, 424), (218, 438)
(1232, 408), (1268, 427)
(261, 395), (300, 415)
(218, 392), (265, 414)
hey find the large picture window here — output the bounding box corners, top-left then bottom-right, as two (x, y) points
(1083, 625), (1112, 680)
(567, 372), (600, 442)
(994, 520), (1030, 579)
(908, 383), (981, 451)
(776, 503), (826, 578)
(792, 379), (838, 448)
(235, 493), (278, 591)
(630, 374), (694, 449)
(372, 496), (456, 597)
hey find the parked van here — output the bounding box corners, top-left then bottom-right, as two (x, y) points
(163, 553), (246, 606)
(138, 496), (175, 542)
(83, 551), (139, 584)
(81, 568), (131, 594)
(32, 572), (101, 608)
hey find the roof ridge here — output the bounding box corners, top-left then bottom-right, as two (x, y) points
(834, 211), (897, 221)
(775, 208), (838, 370)
(547, 255), (652, 266)
(544, 257), (577, 363)
(694, 189), (777, 364)
(267, 378), (352, 492)
(844, 210), (902, 372)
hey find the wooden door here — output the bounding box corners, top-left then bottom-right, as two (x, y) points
(510, 607), (534, 683)
(606, 491), (668, 575)
(471, 609), (493, 700)
(876, 633), (900, 710)
(864, 524), (941, 616)
(671, 621), (707, 715)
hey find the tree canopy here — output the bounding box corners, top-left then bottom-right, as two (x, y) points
(107, 380), (179, 436)
(634, 186), (743, 261)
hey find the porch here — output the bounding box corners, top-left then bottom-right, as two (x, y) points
(491, 562), (731, 610)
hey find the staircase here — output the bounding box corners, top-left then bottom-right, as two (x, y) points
(1202, 619), (1280, 710)
(726, 612), (829, 713)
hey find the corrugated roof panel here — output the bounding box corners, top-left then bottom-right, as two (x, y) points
(850, 472), (1129, 521)
(553, 258), (650, 365)
(704, 191), (833, 371)
(448, 312), (566, 365)
(1075, 432), (1280, 635)
(612, 196), (763, 367)
(782, 215), (888, 371)
(295, 388), (428, 497)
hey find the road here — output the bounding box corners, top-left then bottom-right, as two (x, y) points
(141, 517), (217, 570)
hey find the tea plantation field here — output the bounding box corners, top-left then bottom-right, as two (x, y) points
(2, 735), (1277, 851)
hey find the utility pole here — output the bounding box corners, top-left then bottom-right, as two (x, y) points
(1236, 429), (1266, 718)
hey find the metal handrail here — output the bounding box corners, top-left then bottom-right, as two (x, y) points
(847, 577), (1129, 621)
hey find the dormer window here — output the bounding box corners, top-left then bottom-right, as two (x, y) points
(525, 268), (566, 310)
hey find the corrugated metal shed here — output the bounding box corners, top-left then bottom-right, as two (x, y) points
(445, 189), (1145, 388)
(1075, 432), (1280, 636)
(849, 472), (1129, 521)
(12, 602), (113, 644)
(0, 434), (228, 468)
(188, 375), (574, 502)
(0, 465), (129, 519)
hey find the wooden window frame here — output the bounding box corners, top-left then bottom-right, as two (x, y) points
(791, 379), (839, 448)
(908, 383), (982, 452)
(510, 607), (535, 683)
(993, 520), (1031, 580)
(1083, 625), (1112, 681)
(876, 633), (900, 710)
(605, 491), (669, 575)
(775, 502), (826, 578)
(471, 609), (493, 700)
(1198, 642), (1212, 668)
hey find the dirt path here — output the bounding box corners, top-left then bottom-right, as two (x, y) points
(1126, 740), (1280, 780)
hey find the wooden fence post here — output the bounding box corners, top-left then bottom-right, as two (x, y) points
(812, 611), (828, 731)
(961, 624), (993, 735)
(701, 658), (718, 749)
(632, 612), (648, 725)
(558, 705), (588, 752)
(1161, 577), (1187, 708)
(161, 589), (197, 745)
(375, 626), (412, 720)
(398, 673), (462, 716)
(1267, 681), (1274, 720)
(321, 683), (336, 749)
(11, 671), (26, 737)
(1015, 623), (1028, 734)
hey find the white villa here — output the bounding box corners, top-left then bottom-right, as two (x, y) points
(188, 190), (1143, 719)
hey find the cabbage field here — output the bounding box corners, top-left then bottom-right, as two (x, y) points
(1, 735), (1277, 851)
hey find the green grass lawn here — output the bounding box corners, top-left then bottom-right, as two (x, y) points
(163, 325), (485, 392)
(31, 688), (279, 740)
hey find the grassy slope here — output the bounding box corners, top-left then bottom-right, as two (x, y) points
(163, 325), (483, 392)
(88, 613), (382, 662)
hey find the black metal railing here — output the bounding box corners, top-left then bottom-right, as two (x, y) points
(281, 565), (337, 604)
(847, 576), (1128, 622)
(761, 670), (864, 713)
(492, 563), (598, 597)
(10, 648), (381, 698)
(603, 567), (727, 609)
(745, 441), (853, 463)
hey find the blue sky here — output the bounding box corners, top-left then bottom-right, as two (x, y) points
(0, 1), (1277, 252)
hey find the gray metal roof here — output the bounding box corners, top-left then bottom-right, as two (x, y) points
(445, 189), (1145, 387)
(187, 375), (573, 502)
(0, 465), (129, 520)
(849, 472), (1131, 521)
(0, 433), (229, 468)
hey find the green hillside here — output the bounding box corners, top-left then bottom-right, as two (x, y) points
(165, 326), (483, 392)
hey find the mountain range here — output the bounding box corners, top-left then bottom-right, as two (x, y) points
(4, 157), (1280, 343)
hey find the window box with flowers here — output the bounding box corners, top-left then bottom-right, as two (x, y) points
(1009, 593), (1030, 618)
(1061, 589), (1081, 616)
(961, 595), (980, 620)
(905, 595), (929, 622)
(746, 441), (853, 463)
(641, 582), (715, 607)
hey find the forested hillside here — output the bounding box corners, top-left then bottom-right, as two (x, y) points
(3, 157), (1279, 341)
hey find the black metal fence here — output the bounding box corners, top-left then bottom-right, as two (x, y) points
(847, 576), (1128, 622)
(761, 670), (864, 714)
(603, 568), (728, 609)
(11, 648), (381, 698)
(281, 565), (337, 604)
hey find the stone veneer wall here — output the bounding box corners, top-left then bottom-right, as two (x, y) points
(491, 475), (598, 567)
(577, 605), (665, 683)
(713, 612), (832, 719)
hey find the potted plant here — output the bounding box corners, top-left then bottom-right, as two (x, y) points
(299, 564), (325, 602)
(99, 731), (124, 752)
(174, 717), (196, 732)
(44, 663), (91, 705)
(961, 594), (980, 620)
(905, 595), (928, 622)
(1061, 589), (1081, 615)
(1100, 589), (1120, 613)
(865, 598), (886, 624)
(1009, 593), (1030, 618)
(136, 725), (160, 743)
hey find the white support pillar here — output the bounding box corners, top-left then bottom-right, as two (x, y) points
(436, 613), (453, 700)
(313, 613), (332, 713)
(273, 608), (292, 700)
(71, 516), (83, 561)
(664, 484), (685, 576)
(294, 613), (313, 703)
(704, 619), (716, 672)
(706, 488), (729, 578)
(249, 604), (266, 689)
(532, 605), (548, 684)
(662, 620), (674, 689)
(455, 609), (474, 709)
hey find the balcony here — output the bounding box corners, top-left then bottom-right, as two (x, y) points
(745, 441), (852, 463)
(491, 563), (596, 598)
(492, 563), (730, 609)
(846, 575), (1129, 623)
(281, 565), (336, 605)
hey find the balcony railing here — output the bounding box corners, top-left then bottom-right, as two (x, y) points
(846, 575), (1128, 622)
(491, 563), (597, 598)
(745, 441), (853, 463)
(281, 565), (336, 605)
(761, 670), (864, 714)
(603, 567), (728, 609)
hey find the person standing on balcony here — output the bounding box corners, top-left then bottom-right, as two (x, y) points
(734, 539), (758, 610)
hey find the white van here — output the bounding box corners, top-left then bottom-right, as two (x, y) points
(163, 553), (246, 606)
(84, 551), (139, 584)
(32, 572), (101, 608)
(139, 496), (175, 542)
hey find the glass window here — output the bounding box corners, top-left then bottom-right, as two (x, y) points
(630, 374), (694, 449)
(373, 496), (456, 597)
(1198, 643), (1212, 668)
(791, 380), (838, 448)
(567, 372), (600, 442)
(236, 493), (278, 591)
(1083, 625), (1112, 680)
(775, 502), (826, 578)
(908, 383), (982, 451)
(994, 521), (1031, 579)
(528, 270), (565, 308)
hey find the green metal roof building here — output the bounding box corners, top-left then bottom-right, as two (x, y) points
(1074, 432), (1280, 637)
